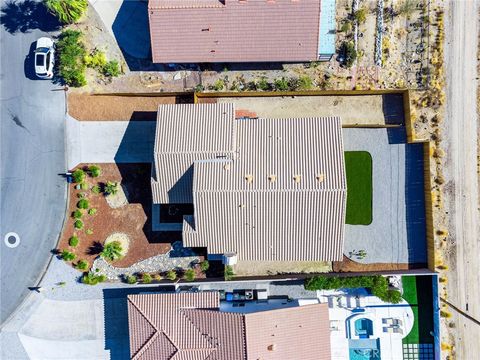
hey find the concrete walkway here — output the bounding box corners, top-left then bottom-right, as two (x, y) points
(66, 115), (155, 168)
(343, 128), (427, 264)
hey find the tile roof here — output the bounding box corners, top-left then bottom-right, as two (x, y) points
(152, 103), (346, 261)
(148, 0), (322, 63)
(127, 293), (331, 360)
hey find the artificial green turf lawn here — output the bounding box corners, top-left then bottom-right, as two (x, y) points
(344, 151), (373, 225)
(402, 276), (434, 344)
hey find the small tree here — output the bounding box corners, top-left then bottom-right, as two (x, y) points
(100, 241), (123, 261)
(61, 250), (76, 261)
(184, 269), (196, 282)
(200, 260), (210, 272)
(69, 235), (79, 247)
(76, 259), (89, 270)
(166, 270), (177, 281)
(74, 219), (84, 229)
(72, 169), (85, 183)
(56, 30), (87, 87)
(340, 41), (357, 68)
(104, 181), (119, 196)
(43, 0), (88, 24)
(88, 165), (101, 178)
(77, 199), (89, 209)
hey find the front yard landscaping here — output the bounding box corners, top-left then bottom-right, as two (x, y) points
(344, 151), (373, 225)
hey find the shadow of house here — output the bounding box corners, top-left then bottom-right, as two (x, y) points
(103, 286), (175, 360)
(0, 0), (61, 34)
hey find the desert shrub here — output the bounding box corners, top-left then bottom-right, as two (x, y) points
(440, 310), (452, 318)
(100, 241), (123, 261)
(297, 75), (313, 90)
(80, 182), (88, 190)
(81, 272), (106, 285)
(76, 259), (89, 270)
(61, 250), (76, 261)
(88, 165), (101, 178)
(72, 168), (86, 183)
(274, 77), (289, 91)
(257, 77), (271, 91)
(43, 0), (88, 24)
(74, 219), (84, 229)
(84, 50), (106, 69)
(340, 41), (357, 68)
(77, 199), (89, 209)
(354, 8), (367, 24)
(56, 30), (87, 87)
(69, 235), (79, 247)
(88, 208), (97, 215)
(85, 228), (93, 235)
(184, 269), (196, 282)
(102, 60), (121, 77)
(77, 192), (86, 198)
(73, 209), (83, 219)
(104, 181), (119, 196)
(340, 21), (352, 33)
(126, 274), (137, 284)
(212, 79), (225, 91)
(91, 185), (101, 194)
(200, 260), (210, 272)
(142, 273), (152, 284)
(166, 270), (177, 281)
(224, 265), (235, 281)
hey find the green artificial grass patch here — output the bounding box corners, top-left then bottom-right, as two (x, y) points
(344, 151), (373, 225)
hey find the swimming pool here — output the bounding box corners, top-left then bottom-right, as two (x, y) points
(349, 348), (381, 360)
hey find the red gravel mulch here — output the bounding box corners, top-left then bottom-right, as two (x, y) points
(58, 163), (175, 270)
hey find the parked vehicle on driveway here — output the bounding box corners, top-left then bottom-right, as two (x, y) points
(34, 37), (55, 79)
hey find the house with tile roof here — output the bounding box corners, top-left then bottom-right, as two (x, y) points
(148, 0), (337, 63)
(151, 103), (346, 262)
(127, 292), (331, 360)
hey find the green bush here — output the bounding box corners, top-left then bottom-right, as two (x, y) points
(77, 192), (86, 198)
(340, 21), (352, 33)
(104, 181), (119, 196)
(85, 228), (93, 235)
(91, 185), (101, 194)
(43, 0), (88, 24)
(224, 265), (234, 281)
(102, 60), (121, 77)
(61, 250), (76, 261)
(257, 77), (271, 91)
(354, 8), (367, 24)
(80, 182), (88, 190)
(126, 274), (137, 284)
(297, 75), (313, 90)
(101, 241), (123, 261)
(73, 209), (83, 219)
(72, 168), (86, 183)
(69, 235), (79, 247)
(304, 275), (402, 304)
(76, 259), (89, 270)
(184, 269), (196, 282)
(212, 79), (225, 91)
(84, 50), (106, 69)
(88, 208), (97, 215)
(142, 273), (152, 284)
(74, 219), (84, 229)
(166, 270), (177, 281)
(88, 165), (101, 178)
(200, 260), (210, 272)
(56, 30), (87, 87)
(274, 77), (290, 91)
(340, 41), (357, 68)
(77, 199), (89, 209)
(81, 272), (106, 285)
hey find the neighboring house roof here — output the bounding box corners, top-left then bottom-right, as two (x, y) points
(152, 103), (346, 262)
(127, 292), (331, 360)
(148, 0), (323, 63)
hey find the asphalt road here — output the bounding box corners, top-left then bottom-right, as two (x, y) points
(0, 1), (66, 325)
(444, 0), (480, 357)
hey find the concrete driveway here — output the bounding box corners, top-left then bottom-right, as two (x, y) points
(0, 0), (66, 325)
(66, 116), (155, 168)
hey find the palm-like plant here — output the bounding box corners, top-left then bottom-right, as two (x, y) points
(104, 181), (119, 196)
(100, 241), (123, 261)
(43, 0), (88, 24)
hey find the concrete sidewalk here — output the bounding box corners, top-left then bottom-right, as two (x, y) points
(66, 115), (155, 168)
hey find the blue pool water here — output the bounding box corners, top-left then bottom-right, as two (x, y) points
(349, 348), (381, 360)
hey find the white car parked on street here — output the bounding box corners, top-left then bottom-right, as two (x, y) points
(34, 37), (55, 79)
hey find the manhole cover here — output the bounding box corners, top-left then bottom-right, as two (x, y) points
(4, 232), (20, 248)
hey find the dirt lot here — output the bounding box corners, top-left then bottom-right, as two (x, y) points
(333, 256), (415, 273)
(233, 261), (332, 277)
(58, 163), (177, 270)
(68, 93), (183, 121)
(203, 93), (405, 125)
